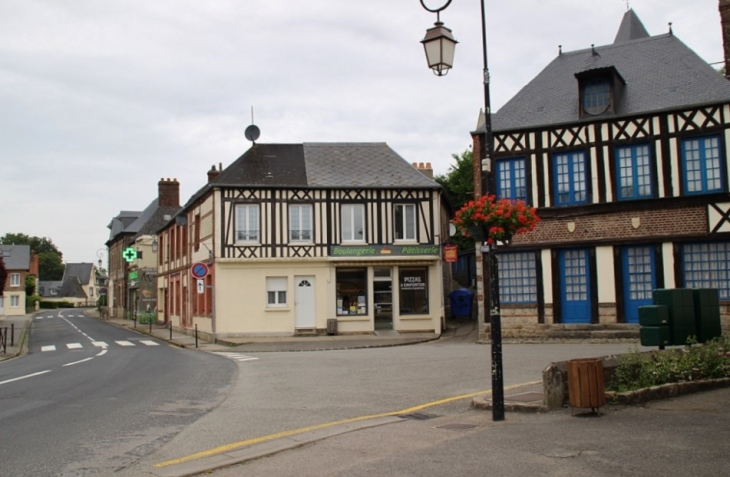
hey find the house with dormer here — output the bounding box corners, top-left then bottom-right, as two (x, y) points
(157, 143), (445, 339)
(471, 8), (730, 340)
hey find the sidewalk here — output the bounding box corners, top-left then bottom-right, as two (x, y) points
(86, 309), (444, 352)
(0, 312), (33, 360)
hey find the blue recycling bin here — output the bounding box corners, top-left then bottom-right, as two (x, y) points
(449, 289), (474, 319)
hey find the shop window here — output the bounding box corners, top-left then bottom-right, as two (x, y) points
(267, 277), (287, 307)
(336, 268), (367, 315)
(399, 268), (429, 314)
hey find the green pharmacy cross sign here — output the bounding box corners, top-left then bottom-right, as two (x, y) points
(122, 247), (138, 263)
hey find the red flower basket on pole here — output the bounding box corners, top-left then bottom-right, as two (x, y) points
(451, 195), (539, 244)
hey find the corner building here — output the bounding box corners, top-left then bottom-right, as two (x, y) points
(472, 8), (730, 340)
(157, 143), (445, 338)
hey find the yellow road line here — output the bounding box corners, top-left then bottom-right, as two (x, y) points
(154, 380), (541, 468)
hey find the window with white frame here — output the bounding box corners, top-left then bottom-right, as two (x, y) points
(497, 252), (537, 304)
(394, 204), (416, 241)
(496, 158), (527, 201)
(10, 273), (20, 287)
(266, 277), (287, 307)
(682, 135), (724, 195)
(10, 295), (19, 307)
(289, 204), (313, 242)
(682, 242), (730, 299)
(341, 204), (365, 242)
(616, 144), (653, 200)
(236, 204), (260, 242)
(553, 151), (588, 206)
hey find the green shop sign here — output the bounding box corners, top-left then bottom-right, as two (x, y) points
(330, 245), (439, 257)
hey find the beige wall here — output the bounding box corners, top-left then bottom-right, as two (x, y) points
(211, 259), (443, 337)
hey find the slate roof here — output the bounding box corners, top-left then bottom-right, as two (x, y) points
(62, 263), (94, 286)
(107, 211), (142, 243)
(166, 142), (440, 228)
(213, 143), (440, 189)
(490, 9), (730, 132)
(38, 280), (62, 297)
(0, 245), (30, 270)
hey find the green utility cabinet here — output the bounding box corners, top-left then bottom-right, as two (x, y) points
(638, 305), (670, 347)
(652, 289), (697, 346)
(641, 288), (723, 348)
(692, 289), (722, 343)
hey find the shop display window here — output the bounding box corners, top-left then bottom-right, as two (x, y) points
(336, 268), (367, 315)
(399, 268), (428, 315)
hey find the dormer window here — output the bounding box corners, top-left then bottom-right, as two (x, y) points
(575, 66), (625, 118)
(583, 78), (611, 115)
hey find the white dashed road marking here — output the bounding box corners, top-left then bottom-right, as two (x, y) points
(216, 352), (260, 362)
(139, 340), (159, 346)
(115, 341), (135, 347)
(41, 345), (56, 352)
(66, 343), (83, 350)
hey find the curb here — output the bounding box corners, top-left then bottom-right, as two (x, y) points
(606, 377), (730, 405)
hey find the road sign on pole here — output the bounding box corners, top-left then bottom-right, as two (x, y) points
(191, 262), (209, 279)
(197, 279), (204, 294)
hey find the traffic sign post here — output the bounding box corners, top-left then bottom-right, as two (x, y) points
(197, 279), (205, 294)
(191, 262), (209, 279)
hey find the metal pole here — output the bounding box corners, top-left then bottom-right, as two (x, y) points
(149, 314), (152, 334)
(10, 323), (14, 347)
(479, 0), (505, 422)
(169, 320), (173, 340)
(195, 324), (198, 348)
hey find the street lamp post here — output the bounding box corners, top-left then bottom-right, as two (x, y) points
(420, 0), (504, 421)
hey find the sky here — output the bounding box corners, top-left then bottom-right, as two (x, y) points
(0, 0), (725, 266)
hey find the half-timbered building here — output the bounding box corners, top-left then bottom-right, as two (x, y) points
(471, 8), (730, 341)
(157, 143), (445, 338)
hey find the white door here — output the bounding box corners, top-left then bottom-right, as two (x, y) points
(295, 276), (316, 328)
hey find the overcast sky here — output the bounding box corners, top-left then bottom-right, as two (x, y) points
(0, 0), (724, 266)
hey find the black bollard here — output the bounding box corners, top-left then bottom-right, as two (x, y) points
(195, 324), (198, 348)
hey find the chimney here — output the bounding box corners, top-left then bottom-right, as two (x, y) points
(207, 164), (221, 183)
(158, 178), (180, 207)
(413, 162), (434, 180)
(721, 0), (730, 79)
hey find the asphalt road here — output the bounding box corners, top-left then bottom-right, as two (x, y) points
(0, 310), (237, 476)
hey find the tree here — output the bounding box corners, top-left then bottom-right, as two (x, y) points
(0, 256), (7, 295)
(0, 233), (65, 280)
(38, 252), (65, 280)
(25, 275), (36, 296)
(435, 148), (476, 251)
(435, 148), (475, 212)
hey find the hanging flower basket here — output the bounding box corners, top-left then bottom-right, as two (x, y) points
(452, 195), (540, 245)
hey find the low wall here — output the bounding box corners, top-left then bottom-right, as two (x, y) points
(542, 350), (730, 409)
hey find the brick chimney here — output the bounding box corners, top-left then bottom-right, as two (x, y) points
(412, 162), (434, 179)
(207, 164), (221, 183)
(721, 0), (730, 79)
(158, 178), (180, 207)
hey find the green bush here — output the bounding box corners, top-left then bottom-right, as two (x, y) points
(608, 336), (730, 392)
(138, 311), (156, 325)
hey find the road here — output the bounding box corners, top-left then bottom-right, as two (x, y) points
(0, 310), (237, 476)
